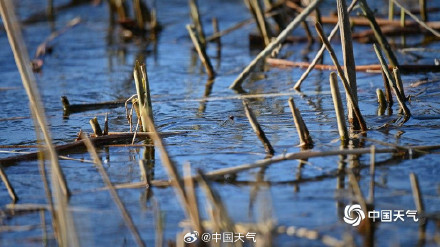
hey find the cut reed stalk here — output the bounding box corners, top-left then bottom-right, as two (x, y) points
(315, 22), (367, 131)
(183, 163), (203, 234)
(134, 61), (154, 132)
(373, 44), (411, 118)
(329, 72), (348, 143)
(89, 117), (103, 136)
(393, 0), (439, 37)
(0, 166), (18, 202)
(368, 145), (376, 204)
(393, 67), (406, 100)
(359, 0), (400, 68)
(376, 88), (387, 116)
(293, 0), (358, 90)
(229, 0), (323, 90)
(81, 134), (146, 247)
(242, 101), (275, 155)
(388, 0), (394, 20)
(186, 24), (215, 79)
(0, 0), (70, 197)
(287, 97), (313, 147)
(381, 69), (393, 106)
(188, 0), (206, 47)
(337, 0), (359, 129)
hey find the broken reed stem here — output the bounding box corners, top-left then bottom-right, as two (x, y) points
(419, 0), (427, 22)
(388, 0), (394, 20)
(393, 67), (406, 100)
(381, 69), (393, 106)
(134, 62), (154, 132)
(104, 113), (109, 135)
(139, 105), (204, 234)
(359, 0), (400, 68)
(188, 0), (206, 47)
(229, 0), (323, 90)
(0, 166), (18, 202)
(247, 0), (272, 46)
(373, 44), (411, 118)
(0, 0), (70, 197)
(392, 0), (439, 37)
(89, 117), (103, 136)
(315, 22), (367, 131)
(133, 0), (145, 30)
(293, 0), (358, 90)
(368, 145), (376, 204)
(186, 24), (215, 79)
(242, 101), (275, 155)
(287, 97), (313, 148)
(212, 17), (221, 46)
(81, 134), (146, 247)
(329, 72), (348, 143)
(376, 88), (387, 116)
(337, 0), (359, 129)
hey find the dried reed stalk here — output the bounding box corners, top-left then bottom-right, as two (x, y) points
(246, 0), (273, 46)
(186, 24), (215, 79)
(134, 62), (154, 132)
(189, 0), (206, 47)
(288, 97), (313, 147)
(373, 44), (411, 118)
(242, 101), (275, 155)
(359, 0), (399, 68)
(329, 72), (348, 143)
(315, 22), (367, 131)
(293, 0), (358, 90)
(89, 117), (103, 136)
(229, 0), (323, 90)
(0, 166), (17, 202)
(368, 145), (376, 204)
(393, 67), (406, 100)
(392, 0), (439, 37)
(376, 88), (387, 116)
(81, 134), (146, 247)
(0, 0), (70, 200)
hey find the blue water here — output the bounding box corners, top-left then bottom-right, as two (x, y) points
(1, 0), (440, 246)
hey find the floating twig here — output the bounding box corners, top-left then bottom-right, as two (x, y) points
(329, 72), (348, 143)
(61, 96), (126, 116)
(242, 100), (275, 155)
(315, 22), (367, 131)
(288, 97), (313, 148)
(229, 0), (323, 90)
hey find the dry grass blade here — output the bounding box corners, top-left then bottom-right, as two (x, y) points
(243, 100), (275, 155)
(81, 133), (146, 247)
(314, 22), (367, 131)
(229, 0), (323, 90)
(0, 0), (70, 198)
